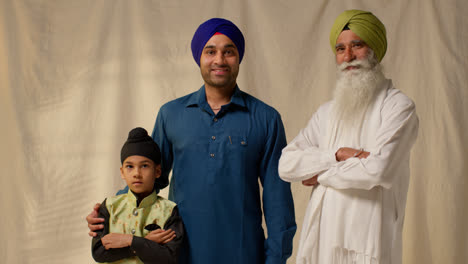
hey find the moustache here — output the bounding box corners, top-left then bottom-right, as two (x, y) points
(338, 57), (376, 72)
(211, 64), (230, 69)
(338, 61), (364, 71)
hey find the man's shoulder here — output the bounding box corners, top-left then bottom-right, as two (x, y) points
(384, 84), (416, 109)
(160, 91), (198, 111)
(318, 100), (333, 111)
(308, 100), (333, 119)
(156, 90), (201, 120)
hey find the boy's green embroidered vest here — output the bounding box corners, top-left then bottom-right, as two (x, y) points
(102, 191), (176, 264)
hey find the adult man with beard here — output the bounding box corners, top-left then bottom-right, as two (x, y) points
(278, 10), (419, 264)
(87, 18), (296, 264)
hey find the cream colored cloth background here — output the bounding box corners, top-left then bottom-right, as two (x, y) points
(1, 0), (467, 263)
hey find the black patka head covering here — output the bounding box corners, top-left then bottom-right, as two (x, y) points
(121, 127), (167, 191)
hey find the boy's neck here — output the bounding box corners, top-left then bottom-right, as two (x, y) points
(131, 190), (154, 207)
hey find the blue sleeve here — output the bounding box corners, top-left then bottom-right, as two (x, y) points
(151, 107), (173, 195)
(260, 113), (297, 264)
(116, 186), (129, 195)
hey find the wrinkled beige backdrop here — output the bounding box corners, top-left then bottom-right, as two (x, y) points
(1, 0), (467, 263)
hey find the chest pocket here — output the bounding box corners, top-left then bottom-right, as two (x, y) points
(226, 135), (248, 148)
(205, 134), (249, 185)
(223, 134), (249, 167)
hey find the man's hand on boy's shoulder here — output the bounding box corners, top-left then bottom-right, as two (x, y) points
(102, 233), (133, 249)
(145, 229), (176, 244)
(86, 203), (105, 237)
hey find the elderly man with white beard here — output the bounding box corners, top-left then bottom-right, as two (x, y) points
(278, 10), (419, 264)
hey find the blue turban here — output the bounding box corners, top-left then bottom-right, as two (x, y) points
(191, 18), (245, 66)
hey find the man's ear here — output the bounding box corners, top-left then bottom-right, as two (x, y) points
(155, 164), (162, 179)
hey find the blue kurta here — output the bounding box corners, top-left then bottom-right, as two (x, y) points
(152, 86), (296, 264)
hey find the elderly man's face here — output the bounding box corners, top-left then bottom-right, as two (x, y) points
(335, 30), (370, 68)
(200, 34), (240, 90)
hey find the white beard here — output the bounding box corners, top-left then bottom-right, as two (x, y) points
(332, 51), (385, 128)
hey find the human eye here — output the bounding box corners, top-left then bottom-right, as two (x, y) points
(125, 164), (133, 169)
(352, 42), (364, 49)
(205, 49), (215, 55)
(224, 48), (237, 56)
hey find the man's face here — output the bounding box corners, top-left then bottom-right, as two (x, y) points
(335, 30), (370, 69)
(332, 42), (384, 125)
(200, 34), (240, 89)
(120, 155), (161, 198)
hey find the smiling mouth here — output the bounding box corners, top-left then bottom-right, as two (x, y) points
(212, 68), (229, 75)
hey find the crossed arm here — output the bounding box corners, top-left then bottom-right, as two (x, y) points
(89, 201), (183, 264)
(300, 147), (370, 186)
(279, 96), (418, 190)
(86, 204), (176, 244)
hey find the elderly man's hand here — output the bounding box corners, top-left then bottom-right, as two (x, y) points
(302, 175), (319, 186)
(335, 147), (370, 161)
(86, 203), (105, 237)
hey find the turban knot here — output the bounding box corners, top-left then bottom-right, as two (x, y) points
(191, 18), (245, 66)
(330, 10), (387, 62)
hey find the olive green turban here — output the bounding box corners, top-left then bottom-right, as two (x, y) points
(330, 10), (387, 62)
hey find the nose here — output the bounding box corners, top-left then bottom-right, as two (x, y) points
(133, 168), (141, 178)
(213, 51), (225, 65)
(343, 47), (355, 62)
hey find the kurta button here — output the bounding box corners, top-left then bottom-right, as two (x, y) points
(241, 141), (246, 145)
(133, 209), (138, 216)
(210, 153), (215, 157)
(213, 118), (218, 122)
(131, 229), (136, 234)
(211, 136), (216, 140)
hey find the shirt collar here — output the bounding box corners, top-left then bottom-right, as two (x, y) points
(185, 85), (247, 109)
(126, 190), (158, 208)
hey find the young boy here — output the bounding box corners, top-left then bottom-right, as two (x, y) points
(92, 127), (184, 264)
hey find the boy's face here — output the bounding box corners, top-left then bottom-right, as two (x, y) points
(120, 155), (161, 199)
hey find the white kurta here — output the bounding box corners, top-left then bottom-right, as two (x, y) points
(279, 80), (419, 264)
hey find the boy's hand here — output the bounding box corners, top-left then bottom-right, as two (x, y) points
(101, 233), (133, 249)
(145, 229), (176, 244)
(86, 203), (105, 237)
